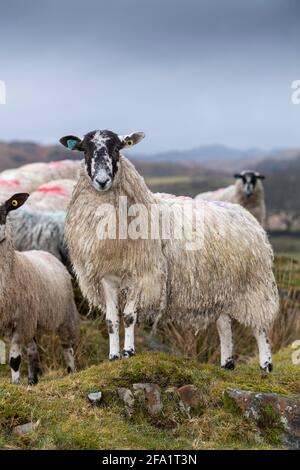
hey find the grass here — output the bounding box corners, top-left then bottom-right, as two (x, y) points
(156, 254), (300, 363)
(269, 234), (300, 257)
(0, 347), (299, 450)
(0, 252), (299, 450)
(146, 175), (231, 198)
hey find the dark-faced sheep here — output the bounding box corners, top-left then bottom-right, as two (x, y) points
(196, 171), (266, 225)
(0, 193), (79, 384)
(60, 130), (278, 373)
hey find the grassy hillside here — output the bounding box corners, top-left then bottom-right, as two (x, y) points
(145, 175), (232, 198)
(0, 255), (299, 450)
(0, 347), (299, 450)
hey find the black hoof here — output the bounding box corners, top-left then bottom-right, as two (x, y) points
(28, 377), (38, 386)
(109, 354), (121, 361)
(261, 362), (273, 374)
(67, 366), (74, 374)
(222, 358), (235, 370)
(122, 349), (135, 358)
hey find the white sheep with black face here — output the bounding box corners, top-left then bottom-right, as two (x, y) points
(60, 130), (279, 373)
(196, 170), (266, 225)
(0, 193), (79, 385)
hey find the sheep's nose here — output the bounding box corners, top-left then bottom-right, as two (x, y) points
(96, 178), (109, 189)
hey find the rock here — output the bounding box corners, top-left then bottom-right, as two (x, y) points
(13, 420), (39, 436)
(224, 388), (300, 449)
(118, 388), (135, 416)
(87, 391), (102, 405)
(133, 383), (163, 415)
(177, 384), (202, 417)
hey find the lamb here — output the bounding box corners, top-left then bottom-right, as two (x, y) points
(26, 179), (76, 213)
(0, 193), (79, 384)
(195, 171), (266, 225)
(9, 208), (68, 265)
(60, 129), (279, 373)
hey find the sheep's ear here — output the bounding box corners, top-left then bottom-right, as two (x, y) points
(59, 135), (83, 151)
(119, 132), (145, 148)
(256, 173), (266, 180)
(234, 173), (242, 179)
(5, 193), (29, 213)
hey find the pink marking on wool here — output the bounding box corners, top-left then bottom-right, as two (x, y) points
(48, 160), (68, 168)
(29, 250), (57, 264)
(36, 186), (69, 197)
(157, 192), (193, 202)
(0, 179), (21, 187)
(212, 200), (231, 208)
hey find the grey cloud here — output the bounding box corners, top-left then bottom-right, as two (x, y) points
(0, 0), (299, 152)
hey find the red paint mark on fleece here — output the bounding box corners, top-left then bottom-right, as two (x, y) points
(36, 186), (69, 197)
(0, 179), (21, 187)
(29, 250), (56, 265)
(48, 161), (68, 168)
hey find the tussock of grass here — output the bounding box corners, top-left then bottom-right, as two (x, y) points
(157, 255), (300, 363)
(0, 347), (299, 450)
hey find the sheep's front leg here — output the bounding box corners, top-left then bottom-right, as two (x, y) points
(216, 314), (235, 370)
(27, 338), (39, 385)
(253, 327), (273, 373)
(10, 332), (22, 384)
(122, 298), (138, 358)
(102, 277), (120, 360)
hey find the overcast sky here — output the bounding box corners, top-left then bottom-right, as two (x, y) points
(0, 0), (300, 153)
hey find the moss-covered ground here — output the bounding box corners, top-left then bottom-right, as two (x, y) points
(0, 346), (299, 450)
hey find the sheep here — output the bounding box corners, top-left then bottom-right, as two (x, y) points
(0, 193), (79, 384)
(9, 208), (68, 266)
(195, 171), (266, 225)
(46, 160), (81, 180)
(60, 130), (279, 373)
(0, 164), (52, 193)
(0, 160), (80, 195)
(11, 160), (80, 185)
(26, 179), (76, 213)
(0, 176), (35, 199)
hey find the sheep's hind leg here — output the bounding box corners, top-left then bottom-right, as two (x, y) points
(253, 327), (273, 373)
(27, 338), (39, 385)
(102, 277), (120, 360)
(9, 333), (22, 384)
(122, 299), (138, 358)
(216, 314), (235, 370)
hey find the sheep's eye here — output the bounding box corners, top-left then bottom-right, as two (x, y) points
(127, 139), (133, 146)
(11, 200), (18, 207)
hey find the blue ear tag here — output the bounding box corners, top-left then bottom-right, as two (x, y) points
(67, 139), (77, 150)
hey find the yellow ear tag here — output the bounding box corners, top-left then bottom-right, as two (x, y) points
(11, 200), (18, 207)
(127, 139), (133, 146)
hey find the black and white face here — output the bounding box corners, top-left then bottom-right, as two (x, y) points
(0, 193), (29, 242)
(234, 171), (265, 197)
(60, 129), (145, 192)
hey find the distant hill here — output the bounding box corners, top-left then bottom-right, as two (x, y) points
(1, 140), (300, 230)
(0, 141), (78, 171)
(134, 144), (265, 170)
(1, 140), (300, 173)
